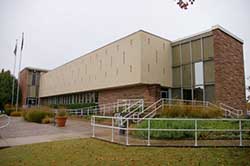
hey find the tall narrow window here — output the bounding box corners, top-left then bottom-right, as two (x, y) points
(110, 56), (113, 67)
(100, 60), (102, 70)
(116, 45), (119, 51)
(32, 72), (36, 85)
(194, 62), (204, 101)
(130, 39), (133, 46)
(156, 50), (158, 64)
(194, 62), (204, 85)
(123, 51), (125, 64)
(130, 65), (132, 72)
(148, 64), (150, 72)
(147, 38), (150, 44)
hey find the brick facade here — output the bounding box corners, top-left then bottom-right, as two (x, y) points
(98, 84), (161, 105)
(213, 29), (246, 111)
(19, 70), (28, 106)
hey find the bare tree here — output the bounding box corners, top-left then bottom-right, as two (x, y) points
(176, 0), (195, 10)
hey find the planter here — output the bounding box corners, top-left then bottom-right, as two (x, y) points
(56, 116), (67, 127)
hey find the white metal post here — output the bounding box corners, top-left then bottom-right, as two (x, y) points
(87, 108), (89, 116)
(239, 120), (242, 146)
(161, 99), (164, 112)
(92, 116), (95, 137)
(126, 119), (129, 145)
(195, 120), (198, 146)
(142, 100), (144, 112)
(112, 117), (114, 142)
(147, 119), (151, 146)
(81, 109), (83, 116)
(103, 105), (105, 116)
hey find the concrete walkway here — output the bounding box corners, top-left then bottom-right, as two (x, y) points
(0, 117), (92, 147)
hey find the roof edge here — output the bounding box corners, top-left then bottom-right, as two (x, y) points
(20, 67), (49, 73)
(211, 25), (244, 43)
(172, 25), (244, 44)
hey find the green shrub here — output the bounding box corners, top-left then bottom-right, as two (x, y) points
(56, 110), (67, 117)
(159, 104), (223, 118)
(133, 120), (195, 139)
(132, 120), (250, 140)
(247, 102), (250, 110)
(22, 111), (28, 121)
(10, 111), (22, 117)
(42, 116), (51, 124)
(23, 108), (54, 123)
(4, 108), (16, 116)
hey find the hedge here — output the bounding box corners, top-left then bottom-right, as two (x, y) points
(23, 109), (54, 123)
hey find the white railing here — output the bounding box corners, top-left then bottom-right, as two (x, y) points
(220, 103), (243, 118)
(132, 98), (222, 123)
(91, 116), (250, 147)
(134, 98), (163, 123)
(0, 114), (11, 129)
(62, 99), (143, 117)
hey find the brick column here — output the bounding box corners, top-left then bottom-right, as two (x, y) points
(213, 29), (246, 111)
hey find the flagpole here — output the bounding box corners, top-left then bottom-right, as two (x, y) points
(11, 39), (18, 106)
(15, 33), (24, 112)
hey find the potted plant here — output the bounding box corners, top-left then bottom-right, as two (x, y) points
(56, 110), (67, 127)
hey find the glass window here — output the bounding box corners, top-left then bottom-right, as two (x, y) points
(203, 36), (214, 60)
(172, 88), (181, 99)
(205, 85), (215, 102)
(173, 67), (181, 87)
(183, 88), (192, 100)
(194, 85), (204, 101)
(181, 43), (190, 64)
(204, 61), (215, 84)
(32, 73), (36, 85)
(172, 46), (180, 66)
(192, 39), (201, 62)
(194, 62), (204, 85)
(182, 64), (191, 87)
(95, 92), (98, 103)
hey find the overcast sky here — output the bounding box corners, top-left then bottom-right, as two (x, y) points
(0, 0), (250, 89)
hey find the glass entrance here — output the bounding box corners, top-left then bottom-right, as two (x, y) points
(160, 91), (169, 99)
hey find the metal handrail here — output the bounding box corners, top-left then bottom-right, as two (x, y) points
(220, 103), (243, 118)
(122, 100), (144, 117)
(0, 114), (11, 129)
(91, 116), (250, 146)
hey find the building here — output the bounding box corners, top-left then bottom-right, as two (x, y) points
(19, 67), (48, 107)
(20, 25), (246, 111)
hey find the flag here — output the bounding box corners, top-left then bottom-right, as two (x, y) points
(21, 32), (24, 51)
(13, 39), (18, 56)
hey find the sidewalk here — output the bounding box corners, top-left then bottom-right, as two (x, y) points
(0, 117), (92, 148)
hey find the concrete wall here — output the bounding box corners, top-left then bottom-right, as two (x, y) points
(39, 32), (142, 97)
(141, 31), (172, 87)
(39, 31), (173, 98)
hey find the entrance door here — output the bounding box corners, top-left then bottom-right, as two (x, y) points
(160, 91), (168, 99)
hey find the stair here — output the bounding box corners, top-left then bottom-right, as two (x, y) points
(220, 103), (243, 118)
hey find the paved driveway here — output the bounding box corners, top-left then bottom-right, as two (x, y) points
(0, 117), (92, 147)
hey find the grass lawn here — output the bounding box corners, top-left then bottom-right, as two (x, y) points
(0, 138), (250, 166)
